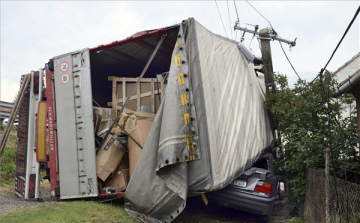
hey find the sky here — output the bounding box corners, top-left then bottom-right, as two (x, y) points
(1, 1), (359, 102)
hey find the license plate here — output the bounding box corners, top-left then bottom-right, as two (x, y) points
(232, 180), (247, 187)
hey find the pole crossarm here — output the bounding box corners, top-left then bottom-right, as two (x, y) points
(234, 25), (296, 47)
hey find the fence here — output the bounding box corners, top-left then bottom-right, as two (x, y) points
(304, 168), (360, 223)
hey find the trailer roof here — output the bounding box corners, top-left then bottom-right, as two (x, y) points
(90, 25), (179, 52)
(89, 24), (180, 107)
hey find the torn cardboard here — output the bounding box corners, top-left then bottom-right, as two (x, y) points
(104, 169), (130, 192)
(111, 113), (131, 136)
(96, 134), (126, 181)
(124, 115), (137, 134)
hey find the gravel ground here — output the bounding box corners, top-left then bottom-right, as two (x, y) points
(0, 182), (56, 215)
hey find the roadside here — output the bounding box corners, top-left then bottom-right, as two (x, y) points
(0, 181), (54, 216)
(1, 188), (299, 223)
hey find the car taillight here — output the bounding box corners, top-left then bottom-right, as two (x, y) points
(254, 182), (272, 195)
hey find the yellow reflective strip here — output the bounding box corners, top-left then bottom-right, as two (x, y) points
(180, 93), (187, 105)
(37, 102), (47, 161)
(174, 54), (181, 67)
(175, 40), (179, 48)
(186, 135), (191, 152)
(184, 113), (190, 125)
(177, 73), (185, 85)
(201, 194), (209, 206)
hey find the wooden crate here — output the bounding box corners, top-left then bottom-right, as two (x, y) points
(107, 76), (164, 113)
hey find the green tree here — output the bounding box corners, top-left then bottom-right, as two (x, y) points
(266, 72), (359, 210)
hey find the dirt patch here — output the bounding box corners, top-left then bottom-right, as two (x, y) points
(0, 181), (56, 215)
(0, 184), (13, 196)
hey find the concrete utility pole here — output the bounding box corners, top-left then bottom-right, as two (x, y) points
(234, 25), (296, 94)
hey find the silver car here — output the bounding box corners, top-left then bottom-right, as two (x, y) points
(208, 153), (280, 216)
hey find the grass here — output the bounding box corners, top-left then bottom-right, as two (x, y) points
(0, 127), (18, 186)
(1, 201), (138, 223)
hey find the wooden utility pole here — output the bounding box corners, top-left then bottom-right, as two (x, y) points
(259, 28), (275, 94)
(234, 25), (296, 94)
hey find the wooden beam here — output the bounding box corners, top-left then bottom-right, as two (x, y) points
(112, 79), (117, 109)
(108, 76), (155, 83)
(110, 90), (161, 103)
(137, 83), (140, 110)
(151, 79), (155, 113)
(122, 77), (126, 109)
(0, 74), (31, 155)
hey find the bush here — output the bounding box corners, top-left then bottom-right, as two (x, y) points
(266, 72), (359, 211)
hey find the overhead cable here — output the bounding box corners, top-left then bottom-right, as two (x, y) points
(233, 0), (240, 23)
(214, 0), (229, 38)
(244, 0), (301, 80)
(245, 0), (273, 29)
(279, 41), (301, 79)
(322, 6), (360, 72)
(226, 0), (233, 39)
(233, 0), (241, 41)
(308, 6), (360, 87)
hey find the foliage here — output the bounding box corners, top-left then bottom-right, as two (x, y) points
(266, 72), (359, 210)
(0, 119), (4, 131)
(0, 129), (18, 185)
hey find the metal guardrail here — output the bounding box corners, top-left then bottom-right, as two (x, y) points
(0, 100), (17, 120)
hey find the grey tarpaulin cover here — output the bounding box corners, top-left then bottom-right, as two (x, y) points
(125, 18), (274, 223)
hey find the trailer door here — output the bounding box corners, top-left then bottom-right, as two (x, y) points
(53, 49), (98, 199)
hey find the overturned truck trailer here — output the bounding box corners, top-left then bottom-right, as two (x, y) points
(15, 18), (274, 222)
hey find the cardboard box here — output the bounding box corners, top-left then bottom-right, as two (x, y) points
(111, 113), (131, 136)
(118, 151), (129, 170)
(103, 169), (130, 192)
(133, 111), (155, 119)
(124, 111), (155, 134)
(94, 107), (117, 136)
(124, 115), (137, 134)
(96, 134), (126, 181)
(127, 118), (154, 178)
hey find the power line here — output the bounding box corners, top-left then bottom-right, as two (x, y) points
(226, 0), (233, 39)
(322, 6), (360, 73)
(320, 39), (359, 222)
(233, 0), (240, 23)
(233, 0), (241, 42)
(244, 0), (301, 80)
(214, 0), (228, 38)
(279, 41), (301, 79)
(307, 6), (360, 88)
(245, 0), (273, 29)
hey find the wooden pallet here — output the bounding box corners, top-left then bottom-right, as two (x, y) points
(107, 76), (164, 113)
